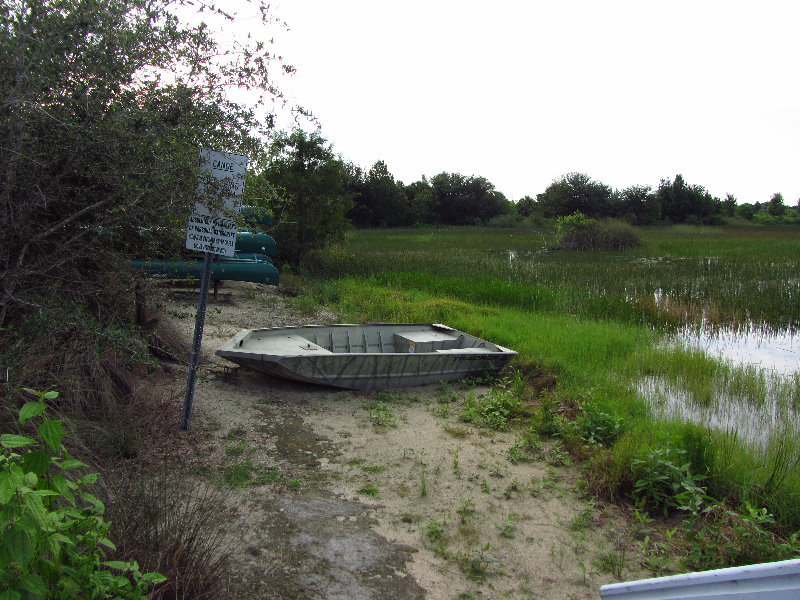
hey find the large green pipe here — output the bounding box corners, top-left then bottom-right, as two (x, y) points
(235, 232), (277, 256)
(130, 256), (279, 285)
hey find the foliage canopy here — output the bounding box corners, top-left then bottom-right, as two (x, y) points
(0, 0), (289, 325)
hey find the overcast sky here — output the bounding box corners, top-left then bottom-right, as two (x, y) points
(262, 0), (798, 204)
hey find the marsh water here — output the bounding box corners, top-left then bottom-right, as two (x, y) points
(677, 326), (799, 375)
(641, 326), (799, 450)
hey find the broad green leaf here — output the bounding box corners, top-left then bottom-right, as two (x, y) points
(79, 491), (105, 513)
(0, 588), (22, 600)
(17, 573), (46, 596)
(51, 532), (73, 547)
(57, 459), (87, 471)
(22, 493), (48, 528)
(0, 471), (16, 505)
(142, 572), (168, 584)
(10, 514), (36, 534)
(112, 575), (133, 589)
(80, 472), (99, 485)
(41, 391), (59, 400)
(102, 560), (131, 571)
(44, 531), (60, 562)
(19, 401), (47, 424)
(29, 489), (59, 498)
(23, 471), (38, 488)
(9, 464), (25, 487)
(38, 419), (63, 454)
(99, 537), (117, 550)
(22, 450), (51, 477)
(5, 526), (35, 567)
(0, 434), (36, 449)
(51, 475), (75, 505)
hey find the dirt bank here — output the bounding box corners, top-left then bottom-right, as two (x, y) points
(149, 280), (646, 599)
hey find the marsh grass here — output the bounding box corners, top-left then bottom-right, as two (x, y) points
(308, 224), (800, 531)
(313, 225), (800, 331)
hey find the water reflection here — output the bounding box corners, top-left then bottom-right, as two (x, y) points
(640, 327), (799, 451)
(639, 375), (799, 452)
(676, 327), (799, 375)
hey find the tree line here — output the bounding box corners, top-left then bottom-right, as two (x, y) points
(254, 130), (799, 266)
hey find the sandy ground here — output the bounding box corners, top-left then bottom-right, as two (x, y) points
(149, 280), (647, 599)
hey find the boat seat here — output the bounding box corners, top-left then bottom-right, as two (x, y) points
(250, 333), (332, 355)
(435, 347), (494, 353)
(394, 330), (461, 352)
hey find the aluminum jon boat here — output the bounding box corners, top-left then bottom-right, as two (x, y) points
(216, 324), (517, 389)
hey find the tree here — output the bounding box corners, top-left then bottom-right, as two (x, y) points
(767, 193), (786, 217)
(262, 129), (352, 265)
(0, 0), (289, 326)
(347, 161), (410, 227)
(656, 175), (721, 224)
(722, 194), (737, 217)
(617, 185), (661, 225)
(404, 178), (437, 225)
(429, 172), (509, 225)
(516, 195), (538, 217)
(736, 203), (756, 220)
(535, 173), (613, 218)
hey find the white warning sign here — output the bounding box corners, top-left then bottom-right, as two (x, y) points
(186, 149), (248, 257)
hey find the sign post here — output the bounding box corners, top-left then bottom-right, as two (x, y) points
(181, 149), (247, 431)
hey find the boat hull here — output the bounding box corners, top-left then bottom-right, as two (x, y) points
(216, 324), (516, 390)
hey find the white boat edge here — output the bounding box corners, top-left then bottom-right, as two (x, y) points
(600, 558), (800, 599)
(216, 323), (517, 389)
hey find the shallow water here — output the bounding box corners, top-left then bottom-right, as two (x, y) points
(639, 375), (799, 451)
(675, 327), (799, 375)
(640, 327), (799, 450)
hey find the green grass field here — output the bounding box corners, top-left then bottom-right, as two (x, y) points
(302, 223), (800, 531)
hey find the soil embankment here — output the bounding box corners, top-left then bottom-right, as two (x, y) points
(151, 281), (642, 599)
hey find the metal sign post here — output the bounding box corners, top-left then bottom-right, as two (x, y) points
(181, 149), (247, 431)
(180, 251), (213, 430)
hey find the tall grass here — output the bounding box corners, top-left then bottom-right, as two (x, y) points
(312, 224), (800, 331)
(307, 224), (800, 531)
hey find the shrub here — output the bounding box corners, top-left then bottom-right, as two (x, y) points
(630, 447), (706, 514)
(555, 213), (642, 251)
(0, 390), (165, 598)
(577, 403), (625, 447)
(681, 501), (800, 570)
(460, 389), (522, 430)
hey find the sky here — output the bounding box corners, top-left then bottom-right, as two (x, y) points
(253, 0), (799, 204)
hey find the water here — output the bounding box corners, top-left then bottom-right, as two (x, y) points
(677, 327), (799, 375)
(639, 375), (799, 451)
(640, 327), (799, 451)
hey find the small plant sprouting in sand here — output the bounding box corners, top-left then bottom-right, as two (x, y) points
(457, 498), (477, 523)
(424, 518), (449, 558)
(361, 464), (387, 474)
(458, 544), (502, 582)
(358, 483), (379, 498)
(364, 400), (396, 428)
(453, 448), (462, 478)
(499, 514), (517, 538)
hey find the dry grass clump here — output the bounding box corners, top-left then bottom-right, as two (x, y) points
(106, 470), (234, 600)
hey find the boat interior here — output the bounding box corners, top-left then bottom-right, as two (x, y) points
(240, 325), (500, 355)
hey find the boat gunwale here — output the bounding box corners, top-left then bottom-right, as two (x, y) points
(217, 323), (516, 358)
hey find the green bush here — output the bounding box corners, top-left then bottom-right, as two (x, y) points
(0, 390), (165, 599)
(555, 213), (642, 251)
(630, 447), (706, 514)
(460, 389), (522, 431)
(681, 501), (800, 570)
